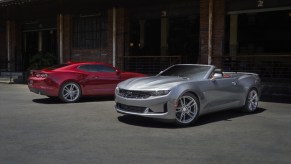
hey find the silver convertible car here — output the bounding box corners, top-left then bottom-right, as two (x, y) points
(115, 64), (261, 126)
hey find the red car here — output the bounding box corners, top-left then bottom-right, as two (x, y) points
(28, 62), (145, 103)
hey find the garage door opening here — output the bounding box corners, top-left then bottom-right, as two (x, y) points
(224, 10), (291, 83)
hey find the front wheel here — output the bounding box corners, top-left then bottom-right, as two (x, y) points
(242, 89), (259, 113)
(175, 93), (200, 126)
(59, 82), (82, 103)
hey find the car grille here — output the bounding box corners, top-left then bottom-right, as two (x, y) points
(118, 89), (151, 99)
(116, 103), (147, 113)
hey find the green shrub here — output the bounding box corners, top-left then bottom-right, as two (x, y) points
(28, 52), (57, 70)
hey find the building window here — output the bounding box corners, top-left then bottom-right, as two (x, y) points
(73, 11), (107, 49)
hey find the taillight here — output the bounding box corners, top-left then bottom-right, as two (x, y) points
(35, 73), (48, 78)
(30, 70), (48, 78)
(30, 70), (34, 76)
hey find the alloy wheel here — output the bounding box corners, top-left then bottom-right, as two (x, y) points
(247, 90), (258, 112)
(60, 82), (81, 103)
(176, 94), (199, 125)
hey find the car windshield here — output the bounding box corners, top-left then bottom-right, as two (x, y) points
(158, 65), (211, 79)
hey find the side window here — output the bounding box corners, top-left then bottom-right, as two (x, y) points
(78, 65), (96, 72)
(78, 64), (116, 73)
(99, 65), (116, 72)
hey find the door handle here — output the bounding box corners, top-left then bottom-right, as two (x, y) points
(93, 76), (99, 79)
(232, 82), (237, 85)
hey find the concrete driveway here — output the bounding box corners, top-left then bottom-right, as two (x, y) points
(0, 84), (291, 164)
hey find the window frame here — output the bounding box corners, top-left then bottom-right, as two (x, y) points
(72, 11), (108, 49)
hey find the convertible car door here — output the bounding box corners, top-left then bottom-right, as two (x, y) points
(203, 77), (242, 112)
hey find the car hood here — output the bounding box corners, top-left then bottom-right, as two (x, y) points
(118, 76), (189, 90)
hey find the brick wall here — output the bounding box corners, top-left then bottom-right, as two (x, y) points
(7, 20), (22, 71)
(116, 8), (129, 70)
(62, 14), (72, 63)
(0, 7), (22, 71)
(69, 9), (113, 64)
(59, 9), (114, 64)
(199, 0), (225, 67)
(199, 0), (209, 65)
(0, 21), (7, 70)
(212, 0), (225, 68)
(58, 8), (128, 70)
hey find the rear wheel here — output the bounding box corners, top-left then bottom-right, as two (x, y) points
(175, 93), (199, 126)
(59, 82), (81, 103)
(242, 89), (259, 112)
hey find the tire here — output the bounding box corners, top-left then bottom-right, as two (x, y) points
(175, 93), (200, 126)
(242, 89), (259, 113)
(59, 82), (82, 103)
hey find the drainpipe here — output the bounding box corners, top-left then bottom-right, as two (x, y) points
(59, 13), (63, 64)
(112, 8), (116, 67)
(208, 0), (213, 65)
(7, 20), (10, 71)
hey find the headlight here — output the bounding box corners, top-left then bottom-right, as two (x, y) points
(115, 87), (120, 94)
(150, 90), (170, 96)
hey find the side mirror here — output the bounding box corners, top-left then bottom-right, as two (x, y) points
(211, 73), (223, 80)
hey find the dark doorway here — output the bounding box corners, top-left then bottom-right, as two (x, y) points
(42, 30), (57, 54)
(23, 30), (57, 70)
(237, 11), (291, 53)
(129, 19), (161, 56)
(168, 16), (199, 63)
(224, 10), (291, 83)
(24, 32), (38, 70)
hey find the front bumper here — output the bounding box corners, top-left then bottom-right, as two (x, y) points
(115, 94), (176, 120)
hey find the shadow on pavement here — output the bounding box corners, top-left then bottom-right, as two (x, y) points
(117, 108), (266, 129)
(117, 115), (179, 129)
(32, 96), (114, 104)
(195, 107), (266, 126)
(260, 95), (291, 104)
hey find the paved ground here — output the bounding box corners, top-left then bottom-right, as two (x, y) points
(0, 84), (291, 164)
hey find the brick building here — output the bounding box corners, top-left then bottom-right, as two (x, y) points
(0, 0), (291, 84)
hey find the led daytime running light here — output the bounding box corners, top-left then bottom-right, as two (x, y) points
(150, 90), (170, 96)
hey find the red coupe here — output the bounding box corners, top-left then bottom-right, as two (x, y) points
(28, 62), (145, 103)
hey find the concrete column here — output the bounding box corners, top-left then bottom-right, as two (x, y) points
(6, 20), (10, 71)
(59, 13), (63, 63)
(199, 0), (225, 67)
(113, 8), (117, 67)
(229, 14), (238, 56)
(208, 0), (213, 64)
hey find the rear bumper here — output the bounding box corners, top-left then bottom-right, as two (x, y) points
(28, 78), (59, 96)
(29, 87), (48, 95)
